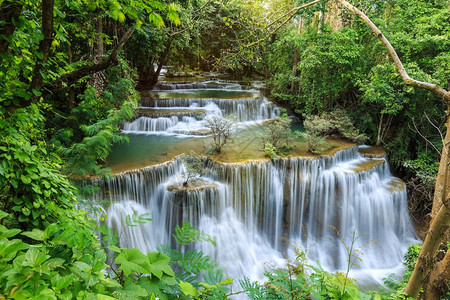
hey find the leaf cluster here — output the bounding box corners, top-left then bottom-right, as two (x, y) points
(262, 116), (296, 158)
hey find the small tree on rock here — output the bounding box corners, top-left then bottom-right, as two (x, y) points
(180, 154), (208, 187)
(205, 115), (235, 154)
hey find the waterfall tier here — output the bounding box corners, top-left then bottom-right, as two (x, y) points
(123, 98), (280, 135)
(94, 146), (417, 286)
(153, 80), (242, 91)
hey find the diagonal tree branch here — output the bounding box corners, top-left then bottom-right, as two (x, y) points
(335, 0), (450, 106)
(50, 28), (134, 86)
(244, 0), (323, 47)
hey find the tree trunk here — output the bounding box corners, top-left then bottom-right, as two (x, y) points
(0, 1), (23, 61)
(95, 13), (104, 61)
(376, 114), (384, 146)
(317, 10), (323, 33)
(425, 248), (450, 299)
(30, 0), (55, 94)
(136, 64), (161, 90)
(404, 192), (450, 298)
(136, 38), (172, 90)
(431, 114), (450, 219)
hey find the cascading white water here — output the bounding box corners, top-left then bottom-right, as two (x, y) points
(123, 97), (280, 135)
(98, 79), (419, 296)
(146, 98), (279, 122)
(125, 77), (278, 136)
(153, 80), (242, 90)
(93, 146), (418, 288)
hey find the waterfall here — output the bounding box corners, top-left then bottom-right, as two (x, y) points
(123, 98), (280, 135)
(153, 80), (242, 90)
(93, 146), (417, 286)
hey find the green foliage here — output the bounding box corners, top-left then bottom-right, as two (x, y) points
(56, 78), (139, 178)
(240, 252), (362, 300)
(262, 116), (295, 157)
(403, 244), (423, 273)
(268, 27), (366, 114)
(359, 63), (411, 116)
(263, 142), (279, 160)
(300, 109), (365, 153)
(0, 105), (75, 229)
(303, 109), (366, 143)
(0, 208), (121, 299)
(158, 222), (229, 296)
(173, 222), (216, 247)
(299, 131), (330, 154)
(403, 154), (439, 186)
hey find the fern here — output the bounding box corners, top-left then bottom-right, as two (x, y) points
(173, 222), (216, 246)
(239, 277), (266, 299)
(158, 223), (224, 287)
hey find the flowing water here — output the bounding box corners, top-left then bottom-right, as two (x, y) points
(96, 78), (418, 294)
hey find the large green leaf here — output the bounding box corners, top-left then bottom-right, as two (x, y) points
(180, 281), (198, 297)
(115, 248), (150, 276)
(136, 277), (169, 300)
(0, 226), (21, 239)
(21, 228), (46, 241)
(0, 239), (28, 261)
(147, 251), (175, 279)
(0, 210), (8, 220)
(23, 248), (49, 268)
(118, 279), (149, 299)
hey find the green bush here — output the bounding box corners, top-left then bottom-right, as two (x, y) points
(262, 116), (295, 157)
(300, 109), (366, 153)
(303, 109), (366, 143)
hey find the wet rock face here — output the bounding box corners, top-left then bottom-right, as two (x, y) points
(167, 179), (218, 192)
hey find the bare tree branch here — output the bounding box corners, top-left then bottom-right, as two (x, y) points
(244, 0), (323, 47)
(410, 117), (442, 156)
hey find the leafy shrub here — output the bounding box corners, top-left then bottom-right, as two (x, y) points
(301, 109), (366, 153)
(262, 116), (295, 157)
(303, 109), (366, 143)
(403, 154), (439, 186)
(263, 142), (279, 159)
(0, 105), (75, 229)
(299, 131), (330, 154)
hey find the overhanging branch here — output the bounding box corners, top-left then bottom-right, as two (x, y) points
(50, 28), (134, 86)
(335, 0), (450, 106)
(244, 0), (323, 47)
